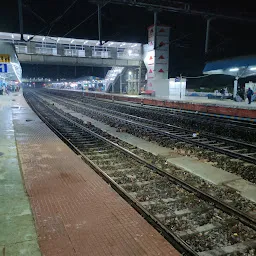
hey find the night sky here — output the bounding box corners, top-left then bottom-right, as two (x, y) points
(1, 0), (256, 87)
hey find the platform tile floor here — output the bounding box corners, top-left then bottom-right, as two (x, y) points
(0, 94), (41, 256)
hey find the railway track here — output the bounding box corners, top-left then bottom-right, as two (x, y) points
(24, 90), (256, 256)
(38, 91), (256, 167)
(46, 89), (256, 143)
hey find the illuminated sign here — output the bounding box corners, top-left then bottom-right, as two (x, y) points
(0, 64), (7, 73)
(0, 54), (10, 63)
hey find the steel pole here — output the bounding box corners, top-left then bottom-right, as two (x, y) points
(120, 73), (122, 94)
(205, 18), (212, 54)
(138, 62), (142, 95)
(98, 4), (102, 45)
(154, 11), (158, 50)
(18, 0), (24, 41)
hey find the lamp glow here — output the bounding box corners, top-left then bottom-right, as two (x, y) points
(229, 68), (239, 72)
(249, 67), (256, 71)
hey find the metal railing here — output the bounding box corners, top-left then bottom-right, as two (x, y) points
(9, 40), (142, 61)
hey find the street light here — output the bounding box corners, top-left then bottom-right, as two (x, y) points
(249, 67), (256, 71)
(128, 71), (132, 75)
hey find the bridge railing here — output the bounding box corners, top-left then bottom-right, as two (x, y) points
(10, 40), (142, 61)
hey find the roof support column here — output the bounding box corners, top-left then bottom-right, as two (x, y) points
(233, 77), (238, 99)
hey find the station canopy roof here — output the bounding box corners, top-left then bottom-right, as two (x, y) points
(0, 32), (140, 50)
(203, 55), (256, 78)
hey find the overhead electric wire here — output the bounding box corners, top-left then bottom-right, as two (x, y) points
(50, 0), (80, 25)
(62, 1), (111, 38)
(169, 33), (193, 44)
(27, 0), (80, 42)
(22, 4), (47, 24)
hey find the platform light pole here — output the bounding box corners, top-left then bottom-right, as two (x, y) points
(18, 0), (24, 41)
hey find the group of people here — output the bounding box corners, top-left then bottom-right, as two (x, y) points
(0, 84), (20, 95)
(219, 87), (229, 100)
(236, 84), (255, 104)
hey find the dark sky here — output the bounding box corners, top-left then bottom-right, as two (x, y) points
(1, 0), (256, 82)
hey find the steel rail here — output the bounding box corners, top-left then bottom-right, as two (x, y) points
(24, 91), (198, 256)
(41, 93), (256, 164)
(48, 93), (256, 151)
(45, 89), (256, 130)
(25, 91), (256, 233)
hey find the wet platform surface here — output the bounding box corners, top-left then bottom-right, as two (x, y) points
(11, 93), (179, 255)
(0, 93), (41, 256)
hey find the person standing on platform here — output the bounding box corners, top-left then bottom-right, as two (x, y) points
(247, 87), (254, 104)
(0, 84), (3, 95)
(5, 84), (9, 95)
(220, 88), (225, 100)
(82, 85), (84, 96)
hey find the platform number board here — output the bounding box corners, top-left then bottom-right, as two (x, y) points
(0, 54), (9, 73)
(0, 64), (8, 73)
(0, 54), (10, 63)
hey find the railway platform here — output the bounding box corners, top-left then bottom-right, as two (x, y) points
(0, 93), (41, 255)
(50, 89), (256, 120)
(0, 92), (180, 255)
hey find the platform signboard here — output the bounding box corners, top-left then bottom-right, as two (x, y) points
(0, 63), (8, 73)
(0, 54), (10, 63)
